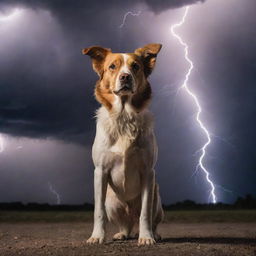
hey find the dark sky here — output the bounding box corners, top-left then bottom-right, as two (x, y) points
(0, 0), (255, 204)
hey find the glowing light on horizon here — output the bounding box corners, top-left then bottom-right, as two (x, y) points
(171, 6), (217, 203)
(0, 8), (23, 22)
(0, 134), (4, 153)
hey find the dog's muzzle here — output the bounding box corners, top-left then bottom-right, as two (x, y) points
(114, 72), (134, 95)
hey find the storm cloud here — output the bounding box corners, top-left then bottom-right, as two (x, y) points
(0, 0), (206, 13)
(0, 0), (207, 143)
(0, 0), (255, 204)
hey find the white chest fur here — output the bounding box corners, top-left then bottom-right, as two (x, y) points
(96, 103), (152, 147)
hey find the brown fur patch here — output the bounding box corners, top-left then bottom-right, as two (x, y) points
(94, 80), (115, 110)
(82, 46), (111, 77)
(131, 82), (152, 112)
(134, 43), (162, 77)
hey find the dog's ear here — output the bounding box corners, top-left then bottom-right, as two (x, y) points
(134, 43), (162, 77)
(82, 46), (111, 77)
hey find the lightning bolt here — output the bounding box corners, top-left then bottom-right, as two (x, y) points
(119, 11), (141, 28)
(48, 182), (61, 205)
(171, 6), (217, 203)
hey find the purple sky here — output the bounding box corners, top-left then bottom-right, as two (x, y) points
(0, 0), (255, 204)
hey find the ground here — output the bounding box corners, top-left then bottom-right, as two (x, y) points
(0, 222), (255, 256)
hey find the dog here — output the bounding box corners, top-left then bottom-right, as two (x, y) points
(82, 43), (164, 246)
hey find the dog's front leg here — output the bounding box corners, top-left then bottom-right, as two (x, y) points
(87, 166), (108, 244)
(138, 169), (155, 246)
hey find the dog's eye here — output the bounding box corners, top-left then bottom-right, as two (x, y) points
(132, 62), (140, 71)
(109, 63), (116, 70)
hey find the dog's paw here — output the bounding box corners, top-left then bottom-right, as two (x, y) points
(138, 237), (156, 246)
(113, 232), (128, 241)
(86, 236), (104, 244)
(154, 232), (162, 242)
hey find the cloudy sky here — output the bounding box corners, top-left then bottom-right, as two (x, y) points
(0, 0), (255, 204)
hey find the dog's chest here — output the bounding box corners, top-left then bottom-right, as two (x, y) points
(109, 142), (142, 201)
(108, 132), (143, 200)
(95, 107), (154, 200)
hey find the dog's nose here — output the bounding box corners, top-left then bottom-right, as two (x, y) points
(119, 73), (132, 83)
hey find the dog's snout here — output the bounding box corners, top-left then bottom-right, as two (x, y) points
(119, 73), (132, 83)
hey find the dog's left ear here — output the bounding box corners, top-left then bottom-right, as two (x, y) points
(82, 46), (111, 77)
(134, 43), (162, 77)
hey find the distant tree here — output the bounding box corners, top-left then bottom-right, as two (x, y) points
(235, 194), (256, 209)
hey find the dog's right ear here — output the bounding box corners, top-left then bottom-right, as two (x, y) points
(134, 43), (162, 77)
(82, 46), (111, 77)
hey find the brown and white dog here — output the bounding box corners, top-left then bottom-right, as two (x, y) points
(82, 44), (164, 246)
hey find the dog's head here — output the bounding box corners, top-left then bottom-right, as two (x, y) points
(82, 44), (162, 111)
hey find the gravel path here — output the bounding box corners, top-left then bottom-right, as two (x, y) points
(0, 222), (255, 255)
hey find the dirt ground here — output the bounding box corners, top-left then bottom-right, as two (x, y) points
(0, 222), (255, 256)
